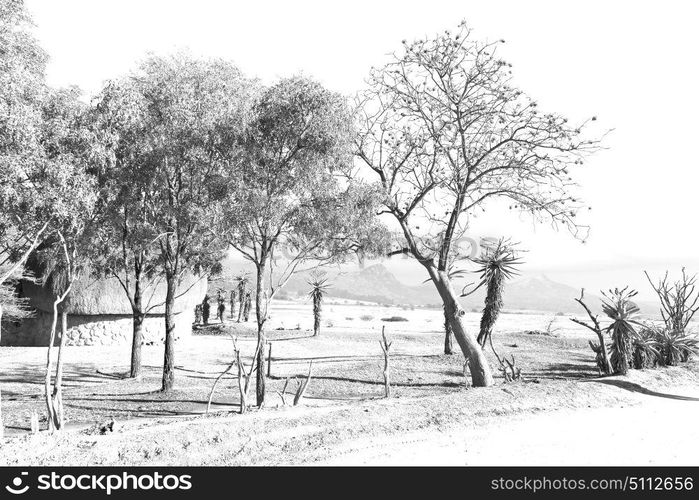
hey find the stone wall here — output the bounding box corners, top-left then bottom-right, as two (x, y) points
(1, 309), (194, 347)
(1, 272), (206, 347)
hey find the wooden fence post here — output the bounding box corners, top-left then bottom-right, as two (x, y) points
(380, 326), (392, 398)
(0, 388), (4, 439)
(267, 342), (273, 377)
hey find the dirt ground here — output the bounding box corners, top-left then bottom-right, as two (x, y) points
(1, 306), (698, 465)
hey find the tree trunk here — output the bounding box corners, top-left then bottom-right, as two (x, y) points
(130, 313), (144, 378)
(51, 311), (68, 429)
(255, 256), (268, 407)
(130, 276), (144, 378)
(443, 307), (453, 355)
(45, 298), (61, 432)
(0, 308), (2, 437)
(161, 269), (177, 392)
(237, 285), (245, 322)
(612, 328), (630, 375)
(313, 296), (321, 336)
(428, 267), (494, 387)
(477, 273), (503, 347)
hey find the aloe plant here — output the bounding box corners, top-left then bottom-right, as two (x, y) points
(656, 329), (699, 365)
(601, 287), (641, 375)
(463, 239), (522, 348)
(631, 326), (662, 369)
(235, 273), (250, 323)
(308, 274), (331, 336)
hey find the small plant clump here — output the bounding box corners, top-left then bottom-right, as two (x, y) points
(602, 287), (640, 375)
(573, 275), (699, 376)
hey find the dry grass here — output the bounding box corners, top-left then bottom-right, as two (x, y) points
(1, 306), (698, 465)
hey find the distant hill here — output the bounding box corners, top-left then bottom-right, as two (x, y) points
(280, 264), (659, 315)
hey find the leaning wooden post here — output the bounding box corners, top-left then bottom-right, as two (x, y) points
(236, 348), (248, 414)
(293, 361), (313, 406)
(30, 411), (39, 434)
(0, 387), (4, 439)
(379, 326), (392, 398)
(267, 342), (273, 377)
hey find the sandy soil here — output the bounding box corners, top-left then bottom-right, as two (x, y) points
(1, 304), (698, 465)
(318, 385), (699, 465)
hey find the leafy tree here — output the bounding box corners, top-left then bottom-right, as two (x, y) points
(0, 0), (52, 326)
(116, 54), (252, 392)
(355, 21), (602, 386)
(220, 76), (387, 406)
(34, 87), (99, 431)
(90, 80), (170, 378)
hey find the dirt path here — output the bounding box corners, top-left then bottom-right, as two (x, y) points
(2, 367), (698, 466)
(316, 386), (699, 466)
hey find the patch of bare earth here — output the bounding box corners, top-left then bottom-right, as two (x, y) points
(1, 314), (698, 465)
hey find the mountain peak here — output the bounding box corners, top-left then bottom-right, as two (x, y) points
(359, 263), (395, 279)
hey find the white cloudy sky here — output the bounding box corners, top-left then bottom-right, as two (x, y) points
(24, 0), (699, 299)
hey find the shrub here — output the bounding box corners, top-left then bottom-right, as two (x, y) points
(655, 329), (699, 365)
(645, 268), (699, 335)
(601, 287), (640, 375)
(381, 316), (408, 322)
(359, 314), (374, 321)
(631, 326), (662, 369)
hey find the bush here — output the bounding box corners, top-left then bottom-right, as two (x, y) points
(381, 316), (408, 322)
(656, 329), (699, 365)
(629, 326), (698, 368)
(602, 287), (639, 375)
(631, 327), (662, 369)
(359, 315), (374, 321)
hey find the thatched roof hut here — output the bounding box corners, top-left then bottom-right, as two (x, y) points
(1, 273), (207, 346)
(20, 273), (206, 315)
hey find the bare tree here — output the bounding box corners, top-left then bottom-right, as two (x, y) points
(355, 21), (603, 386)
(42, 236), (77, 432)
(292, 362), (314, 406)
(206, 335), (260, 415)
(571, 289), (612, 375)
(645, 268), (699, 334)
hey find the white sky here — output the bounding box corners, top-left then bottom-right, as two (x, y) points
(24, 0), (699, 299)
